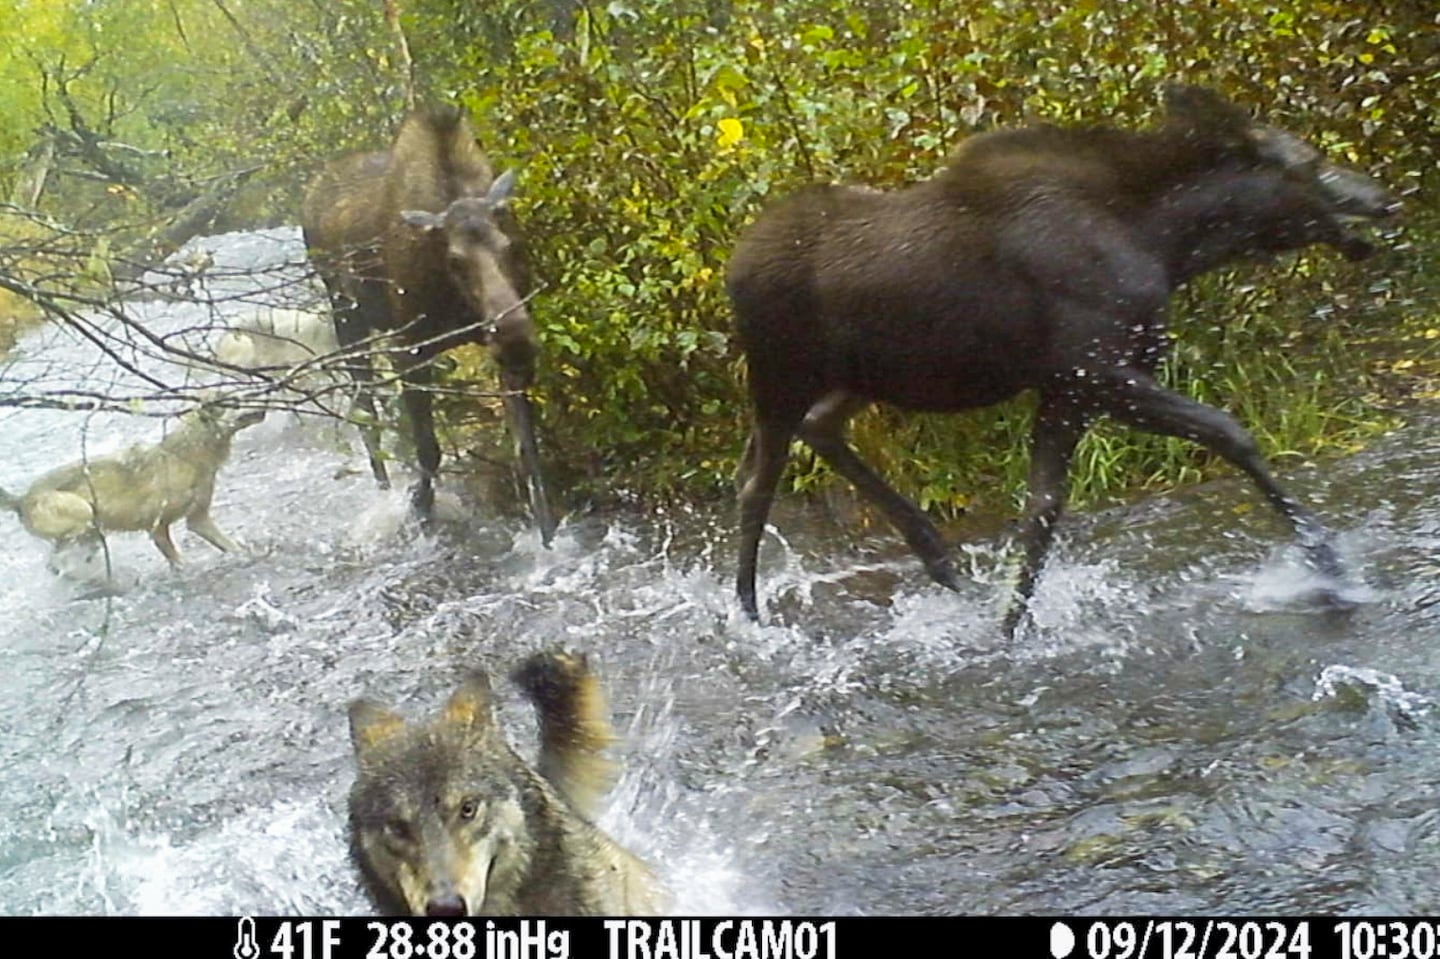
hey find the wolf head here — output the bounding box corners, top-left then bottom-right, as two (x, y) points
(189, 401), (267, 437)
(347, 672), (538, 917)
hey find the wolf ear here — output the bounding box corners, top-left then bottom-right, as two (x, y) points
(441, 671), (497, 737)
(349, 699), (407, 759)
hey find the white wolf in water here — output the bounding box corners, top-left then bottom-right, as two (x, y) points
(213, 307), (342, 391)
(0, 404), (263, 570)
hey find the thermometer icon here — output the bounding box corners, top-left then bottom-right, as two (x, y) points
(234, 916), (260, 959)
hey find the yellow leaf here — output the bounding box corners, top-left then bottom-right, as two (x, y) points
(716, 117), (744, 149)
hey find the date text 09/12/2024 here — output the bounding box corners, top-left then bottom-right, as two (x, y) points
(1070, 921), (1440, 959)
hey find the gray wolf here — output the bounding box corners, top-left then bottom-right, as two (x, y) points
(726, 84), (1397, 634)
(301, 104), (555, 541)
(0, 404), (264, 569)
(347, 650), (664, 916)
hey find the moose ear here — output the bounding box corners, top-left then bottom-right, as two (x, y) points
(349, 699), (407, 760)
(485, 170), (517, 208)
(1246, 124), (1320, 170)
(1162, 85), (1251, 144)
(400, 209), (447, 232)
(441, 671), (496, 738)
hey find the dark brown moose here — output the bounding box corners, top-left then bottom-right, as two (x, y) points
(727, 85), (1398, 635)
(301, 105), (556, 543)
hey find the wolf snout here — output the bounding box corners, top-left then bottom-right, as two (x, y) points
(424, 893), (467, 917)
(1318, 167), (1400, 263)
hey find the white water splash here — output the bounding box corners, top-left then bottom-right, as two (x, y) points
(1313, 664), (1432, 722)
(1240, 537), (1379, 612)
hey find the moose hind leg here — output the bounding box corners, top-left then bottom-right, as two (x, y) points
(736, 416), (800, 620)
(331, 285), (391, 489)
(349, 370), (390, 491)
(799, 391), (960, 592)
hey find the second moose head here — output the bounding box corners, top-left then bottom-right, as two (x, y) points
(302, 105), (556, 543)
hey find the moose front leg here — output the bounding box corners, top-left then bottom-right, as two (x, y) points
(1005, 396), (1089, 640)
(400, 363), (440, 522)
(1096, 368), (1342, 580)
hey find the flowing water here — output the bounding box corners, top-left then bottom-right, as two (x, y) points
(1, 230), (1438, 916)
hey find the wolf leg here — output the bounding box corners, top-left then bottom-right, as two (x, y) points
(149, 524), (183, 566)
(187, 513), (242, 554)
(511, 650), (619, 819)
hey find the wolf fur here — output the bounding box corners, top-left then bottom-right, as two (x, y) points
(347, 650), (665, 916)
(0, 404), (264, 568)
(214, 307), (343, 391)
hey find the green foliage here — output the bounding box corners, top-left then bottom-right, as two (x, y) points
(0, 0), (409, 232)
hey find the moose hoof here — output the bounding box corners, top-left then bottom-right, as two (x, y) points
(409, 484), (436, 523)
(1294, 537), (1363, 612)
(924, 558), (962, 593)
(1302, 537), (1344, 582)
(738, 592), (762, 623)
(1001, 603), (1032, 644)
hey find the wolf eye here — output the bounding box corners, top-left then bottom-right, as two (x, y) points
(459, 798), (480, 820)
(383, 818), (413, 843)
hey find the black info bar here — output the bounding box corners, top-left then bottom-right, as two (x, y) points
(5, 917), (1438, 959)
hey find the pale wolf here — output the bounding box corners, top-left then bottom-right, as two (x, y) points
(347, 650), (665, 916)
(213, 307), (341, 375)
(0, 404), (264, 569)
(213, 306), (345, 405)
